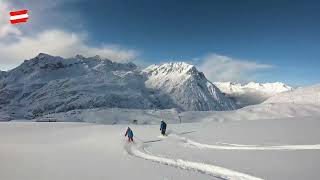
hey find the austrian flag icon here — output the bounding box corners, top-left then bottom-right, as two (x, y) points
(10, 10), (29, 24)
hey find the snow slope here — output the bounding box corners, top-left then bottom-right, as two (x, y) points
(264, 84), (320, 105)
(1, 82), (320, 180)
(0, 54), (236, 120)
(214, 82), (293, 107)
(40, 102), (320, 124)
(143, 62), (237, 111)
(1, 116), (320, 180)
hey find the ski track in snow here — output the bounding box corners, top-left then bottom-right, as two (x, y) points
(124, 142), (263, 180)
(124, 132), (320, 180)
(173, 134), (320, 151)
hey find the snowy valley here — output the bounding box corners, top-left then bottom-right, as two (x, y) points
(0, 54), (320, 180)
(1, 0), (319, 179)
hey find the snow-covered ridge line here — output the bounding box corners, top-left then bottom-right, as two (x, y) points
(0, 53), (236, 119)
(214, 81), (293, 95)
(126, 143), (263, 180)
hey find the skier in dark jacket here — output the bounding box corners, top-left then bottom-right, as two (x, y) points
(160, 120), (167, 136)
(125, 127), (134, 142)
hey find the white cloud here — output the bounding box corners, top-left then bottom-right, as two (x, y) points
(0, 0), (139, 71)
(198, 53), (273, 83)
(0, 30), (139, 70)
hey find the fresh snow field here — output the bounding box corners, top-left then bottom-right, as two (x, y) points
(1, 112), (320, 180)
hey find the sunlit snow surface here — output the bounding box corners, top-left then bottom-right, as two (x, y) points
(1, 115), (320, 180)
(1, 85), (320, 180)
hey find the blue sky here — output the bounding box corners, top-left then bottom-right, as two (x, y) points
(0, 0), (319, 86)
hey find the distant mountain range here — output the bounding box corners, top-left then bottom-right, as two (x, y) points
(214, 82), (293, 107)
(264, 84), (320, 105)
(0, 53), (236, 120)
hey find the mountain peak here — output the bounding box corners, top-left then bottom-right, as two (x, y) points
(35, 53), (58, 59)
(143, 62), (237, 111)
(91, 55), (102, 60)
(163, 62), (195, 70)
(143, 62), (198, 76)
(75, 54), (85, 59)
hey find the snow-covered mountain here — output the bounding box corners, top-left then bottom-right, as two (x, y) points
(0, 53), (150, 119)
(0, 54), (236, 119)
(214, 82), (293, 107)
(143, 62), (237, 111)
(215, 82), (292, 94)
(264, 84), (320, 105)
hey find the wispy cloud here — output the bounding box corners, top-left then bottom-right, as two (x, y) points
(198, 53), (273, 83)
(0, 0), (139, 71)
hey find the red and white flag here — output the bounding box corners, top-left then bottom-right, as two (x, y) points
(10, 10), (29, 24)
